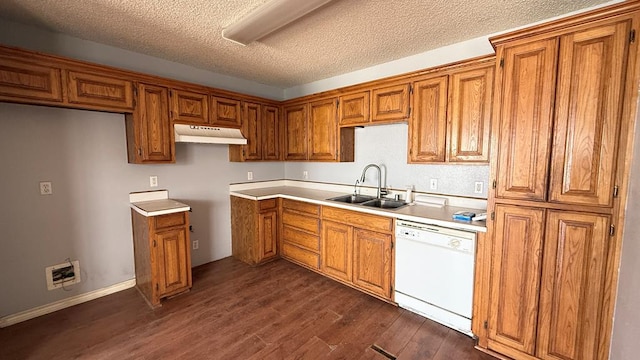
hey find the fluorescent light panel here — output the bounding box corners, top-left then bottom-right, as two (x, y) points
(222, 0), (334, 46)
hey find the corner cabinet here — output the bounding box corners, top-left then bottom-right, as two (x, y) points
(482, 5), (640, 360)
(131, 210), (192, 307)
(230, 196), (279, 266)
(125, 83), (174, 163)
(321, 206), (393, 300)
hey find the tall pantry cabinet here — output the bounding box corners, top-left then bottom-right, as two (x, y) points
(480, 3), (640, 360)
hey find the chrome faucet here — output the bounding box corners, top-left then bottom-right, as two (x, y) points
(359, 163), (387, 198)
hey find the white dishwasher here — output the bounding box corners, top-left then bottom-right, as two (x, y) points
(394, 219), (476, 336)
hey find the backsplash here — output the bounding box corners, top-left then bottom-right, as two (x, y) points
(284, 123), (490, 198)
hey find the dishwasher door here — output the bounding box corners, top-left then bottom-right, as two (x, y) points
(395, 222), (476, 335)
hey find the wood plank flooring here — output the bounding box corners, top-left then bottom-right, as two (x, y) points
(0, 257), (496, 360)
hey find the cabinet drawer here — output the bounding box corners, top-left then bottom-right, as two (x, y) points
(322, 206), (393, 233)
(282, 211), (320, 234)
(282, 242), (319, 269)
(154, 212), (186, 230)
(259, 198), (278, 211)
(282, 226), (320, 251)
(282, 199), (320, 216)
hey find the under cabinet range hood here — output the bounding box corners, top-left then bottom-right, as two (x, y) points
(174, 124), (247, 145)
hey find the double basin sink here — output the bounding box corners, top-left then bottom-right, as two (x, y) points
(326, 194), (408, 210)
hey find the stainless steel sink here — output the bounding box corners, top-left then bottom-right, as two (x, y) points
(327, 194), (376, 204)
(360, 198), (408, 210)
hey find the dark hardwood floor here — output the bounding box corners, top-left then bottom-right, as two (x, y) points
(0, 257), (496, 360)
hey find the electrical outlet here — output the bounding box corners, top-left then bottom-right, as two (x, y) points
(192, 240), (199, 250)
(39, 181), (52, 195)
(247, 171), (253, 180)
(474, 181), (484, 194)
(430, 179), (438, 190)
(149, 176), (158, 187)
(303, 171), (308, 180)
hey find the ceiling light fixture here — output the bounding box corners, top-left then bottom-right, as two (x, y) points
(222, 0), (334, 46)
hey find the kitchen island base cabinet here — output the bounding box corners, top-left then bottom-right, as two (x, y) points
(131, 210), (192, 308)
(230, 196), (278, 266)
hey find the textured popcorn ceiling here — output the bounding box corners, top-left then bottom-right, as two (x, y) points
(0, 0), (612, 88)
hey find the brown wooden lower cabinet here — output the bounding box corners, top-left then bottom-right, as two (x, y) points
(486, 204), (610, 360)
(280, 199), (321, 269)
(131, 210), (192, 308)
(230, 196), (278, 266)
(321, 206), (394, 300)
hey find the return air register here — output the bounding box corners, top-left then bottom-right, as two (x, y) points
(46, 260), (81, 290)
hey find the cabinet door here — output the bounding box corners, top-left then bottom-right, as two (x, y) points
(283, 103), (308, 160)
(211, 96), (242, 128)
(0, 58), (63, 102)
(339, 91), (370, 126)
(66, 70), (134, 110)
(536, 211), (609, 360)
(447, 64), (493, 162)
(242, 102), (263, 160)
(489, 205), (545, 357)
(170, 89), (209, 125)
(408, 76), (448, 162)
(262, 105), (281, 160)
(258, 210), (278, 262)
(495, 39), (558, 201)
(308, 98), (338, 161)
(352, 228), (392, 299)
(371, 83), (411, 122)
(155, 227), (191, 296)
(549, 21), (631, 207)
(132, 83), (173, 163)
(321, 220), (353, 282)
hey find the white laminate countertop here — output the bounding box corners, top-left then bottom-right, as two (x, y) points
(230, 184), (487, 233)
(129, 190), (191, 217)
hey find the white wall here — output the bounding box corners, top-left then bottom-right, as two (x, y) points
(0, 103), (283, 316)
(285, 124), (489, 198)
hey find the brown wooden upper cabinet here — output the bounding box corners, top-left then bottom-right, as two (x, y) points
(210, 96), (242, 128)
(284, 99), (354, 162)
(125, 83), (174, 163)
(408, 61), (493, 163)
(338, 91), (370, 126)
(65, 70), (134, 111)
(309, 98), (338, 161)
(409, 76), (448, 162)
(447, 64), (493, 162)
(170, 89), (209, 125)
(494, 19), (631, 207)
(283, 103), (308, 160)
(229, 102), (281, 162)
(0, 57), (63, 104)
(371, 83), (411, 123)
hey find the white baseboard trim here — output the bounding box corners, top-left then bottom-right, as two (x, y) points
(0, 278), (136, 328)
